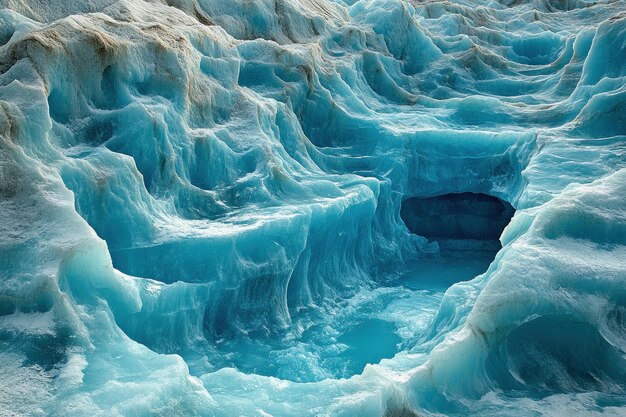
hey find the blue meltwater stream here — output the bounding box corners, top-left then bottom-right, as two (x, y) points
(182, 252), (497, 383)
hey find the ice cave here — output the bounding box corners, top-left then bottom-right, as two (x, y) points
(0, 0), (625, 416)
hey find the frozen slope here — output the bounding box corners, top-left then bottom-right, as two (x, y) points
(0, 0), (625, 415)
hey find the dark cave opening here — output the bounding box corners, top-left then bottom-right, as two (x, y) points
(401, 192), (515, 254)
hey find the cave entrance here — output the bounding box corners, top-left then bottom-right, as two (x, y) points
(401, 193), (515, 255)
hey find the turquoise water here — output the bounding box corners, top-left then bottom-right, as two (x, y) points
(178, 252), (497, 382)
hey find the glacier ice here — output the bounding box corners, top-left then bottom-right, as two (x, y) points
(0, 0), (626, 415)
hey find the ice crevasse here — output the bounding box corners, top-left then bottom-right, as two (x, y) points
(0, 0), (625, 415)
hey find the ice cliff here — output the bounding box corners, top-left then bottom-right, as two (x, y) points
(0, 0), (625, 416)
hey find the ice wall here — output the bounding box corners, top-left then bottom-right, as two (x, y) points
(0, 0), (625, 416)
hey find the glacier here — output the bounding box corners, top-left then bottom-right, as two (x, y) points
(1, 0), (626, 415)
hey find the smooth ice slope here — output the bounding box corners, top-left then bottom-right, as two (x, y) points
(0, 0), (626, 416)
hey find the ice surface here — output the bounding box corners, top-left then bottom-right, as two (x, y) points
(0, 0), (625, 416)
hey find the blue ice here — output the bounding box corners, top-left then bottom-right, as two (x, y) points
(0, 0), (626, 416)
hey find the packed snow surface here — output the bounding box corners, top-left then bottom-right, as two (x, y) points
(1, 0), (626, 416)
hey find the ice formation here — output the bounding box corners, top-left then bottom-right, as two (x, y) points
(0, 0), (625, 415)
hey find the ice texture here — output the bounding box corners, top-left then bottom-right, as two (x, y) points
(0, 0), (625, 416)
